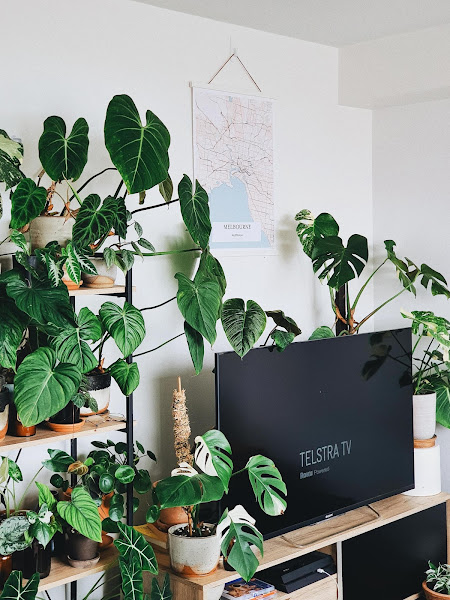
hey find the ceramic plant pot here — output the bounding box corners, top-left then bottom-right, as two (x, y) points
(81, 372), (111, 416)
(81, 257), (117, 289)
(62, 265), (82, 291)
(7, 389), (36, 438)
(0, 554), (12, 587)
(413, 392), (437, 440)
(48, 401), (84, 432)
(168, 524), (221, 577)
(29, 216), (74, 251)
(0, 388), (10, 442)
(67, 530), (99, 564)
(13, 538), (52, 579)
(422, 581), (450, 599)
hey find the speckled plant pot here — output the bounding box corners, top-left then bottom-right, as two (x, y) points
(81, 258), (117, 289)
(413, 392), (436, 440)
(168, 524), (221, 577)
(29, 216), (74, 251)
(81, 372), (111, 416)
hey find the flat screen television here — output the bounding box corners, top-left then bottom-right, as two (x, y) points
(215, 327), (414, 539)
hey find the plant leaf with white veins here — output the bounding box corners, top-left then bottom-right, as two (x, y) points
(194, 429), (233, 491)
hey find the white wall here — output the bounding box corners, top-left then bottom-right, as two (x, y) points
(0, 0), (372, 596)
(372, 98), (450, 487)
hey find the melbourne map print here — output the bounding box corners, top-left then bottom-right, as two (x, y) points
(193, 88), (274, 250)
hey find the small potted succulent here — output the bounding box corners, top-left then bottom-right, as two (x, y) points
(148, 429), (287, 582)
(424, 562), (450, 599)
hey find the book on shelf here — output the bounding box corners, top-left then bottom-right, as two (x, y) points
(134, 523), (168, 549)
(222, 578), (276, 600)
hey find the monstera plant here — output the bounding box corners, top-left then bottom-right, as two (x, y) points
(295, 209), (450, 337)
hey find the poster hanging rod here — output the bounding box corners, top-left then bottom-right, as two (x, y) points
(207, 51), (262, 93)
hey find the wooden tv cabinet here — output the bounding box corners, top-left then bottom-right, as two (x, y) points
(145, 492), (450, 600)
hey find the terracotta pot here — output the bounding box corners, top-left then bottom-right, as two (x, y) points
(0, 554), (12, 587)
(8, 399), (36, 438)
(29, 216), (74, 251)
(67, 530), (99, 562)
(47, 419), (85, 433)
(13, 538), (52, 579)
(48, 401), (84, 432)
(423, 580), (450, 599)
(153, 481), (187, 532)
(168, 523), (221, 577)
(62, 265), (83, 291)
(98, 492), (114, 521)
(0, 388), (9, 442)
(81, 371), (111, 416)
(81, 257), (117, 289)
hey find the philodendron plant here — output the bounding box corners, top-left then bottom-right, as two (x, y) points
(148, 430), (287, 581)
(295, 209), (450, 337)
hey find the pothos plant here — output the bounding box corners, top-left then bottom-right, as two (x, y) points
(148, 429), (287, 582)
(295, 209), (450, 337)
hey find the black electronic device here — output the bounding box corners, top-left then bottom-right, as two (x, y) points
(261, 551), (334, 588)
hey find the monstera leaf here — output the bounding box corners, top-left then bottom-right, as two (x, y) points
(175, 273), (221, 345)
(401, 310), (450, 352)
(184, 321), (204, 375)
(109, 360), (140, 395)
(10, 178), (47, 230)
(194, 249), (227, 297)
(51, 307), (102, 374)
(115, 522), (158, 573)
(178, 175), (211, 249)
(72, 194), (118, 251)
(221, 299), (266, 358)
(246, 455), (287, 516)
(295, 210), (339, 257)
(14, 347), (82, 426)
(119, 556), (143, 600)
(99, 301), (146, 357)
(0, 571), (40, 600)
(420, 264), (450, 299)
(39, 116), (89, 182)
(311, 234), (368, 289)
(0, 294), (28, 370)
(6, 276), (74, 329)
(0, 129), (24, 189)
(0, 516), (30, 556)
(194, 430), (233, 492)
(219, 506), (264, 582)
(156, 473), (223, 508)
(104, 94), (170, 195)
(57, 487), (102, 542)
(384, 240), (418, 294)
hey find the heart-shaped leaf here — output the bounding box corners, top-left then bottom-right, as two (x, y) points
(194, 430), (232, 491)
(119, 556), (143, 600)
(43, 449), (75, 472)
(72, 194), (118, 251)
(109, 359), (140, 395)
(57, 487), (102, 542)
(14, 347), (82, 426)
(39, 116), (89, 182)
(99, 473), (115, 494)
(99, 301), (146, 357)
(312, 234), (368, 289)
(134, 469), (152, 494)
(436, 383), (450, 429)
(115, 522), (158, 573)
(10, 178), (47, 230)
(270, 330), (295, 352)
(246, 455), (287, 516)
(221, 299), (266, 358)
(266, 310), (301, 336)
(36, 482), (57, 512)
(194, 249), (227, 297)
(178, 175), (211, 249)
(309, 326), (335, 340)
(0, 293), (28, 370)
(175, 273), (221, 345)
(184, 321), (204, 375)
(104, 94), (170, 195)
(0, 570), (40, 600)
(295, 210), (339, 257)
(109, 494), (124, 522)
(0, 129), (24, 190)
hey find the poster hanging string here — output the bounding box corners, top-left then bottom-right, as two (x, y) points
(208, 52), (262, 92)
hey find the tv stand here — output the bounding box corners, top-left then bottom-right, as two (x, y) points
(145, 492), (450, 600)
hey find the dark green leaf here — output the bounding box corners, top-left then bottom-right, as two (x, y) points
(99, 301), (146, 357)
(137, 238), (155, 252)
(39, 116), (89, 182)
(266, 310), (301, 336)
(221, 299), (266, 358)
(109, 360), (140, 395)
(119, 556), (143, 600)
(99, 473), (115, 494)
(309, 326), (335, 340)
(115, 465), (135, 484)
(43, 449), (74, 472)
(384, 240), (418, 294)
(49, 474), (65, 489)
(420, 264), (450, 299)
(115, 442), (127, 454)
(175, 273), (221, 345)
(295, 210), (339, 257)
(114, 522), (158, 573)
(0, 294), (28, 370)
(178, 175), (211, 249)
(159, 174), (173, 203)
(270, 330), (295, 352)
(312, 234), (368, 289)
(72, 194), (117, 251)
(36, 482), (57, 512)
(146, 505), (160, 524)
(115, 196), (128, 239)
(134, 469), (152, 494)
(220, 507), (263, 582)
(184, 321), (204, 375)
(10, 178), (47, 230)
(151, 573), (172, 600)
(57, 487), (102, 542)
(109, 493), (124, 522)
(194, 249), (227, 297)
(0, 570), (40, 600)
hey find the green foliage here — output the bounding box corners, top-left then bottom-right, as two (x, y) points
(178, 175), (211, 250)
(99, 301), (146, 357)
(270, 330), (295, 352)
(309, 326), (335, 340)
(72, 194), (118, 251)
(0, 130), (24, 190)
(194, 430), (233, 492)
(57, 487), (102, 542)
(119, 556), (144, 600)
(151, 574), (172, 600)
(104, 94), (170, 195)
(39, 116), (89, 182)
(10, 178), (47, 230)
(159, 175), (173, 203)
(184, 321), (204, 375)
(295, 210), (339, 258)
(311, 234), (368, 289)
(0, 570), (40, 600)
(194, 249), (227, 297)
(426, 562), (450, 595)
(42, 449), (74, 472)
(221, 299), (267, 358)
(246, 455), (287, 516)
(115, 522), (158, 573)
(420, 264), (450, 299)
(384, 240), (418, 294)
(0, 292), (28, 370)
(109, 360), (140, 395)
(0, 515), (30, 555)
(266, 310), (301, 336)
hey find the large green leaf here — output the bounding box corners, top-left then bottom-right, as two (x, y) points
(309, 326), (335, 340)
(184, 321), (204, 375)
(10, 178), (47, 230)
(42, 448), (75, 472)
(115, 522), (158, 573)
(175, 273), (221, 345)
(0, 129), (24, 190)
(52, 307), (102, 374)
(221, 299), (266, 358)
(246, 455), (287, 516)
(14, 347), (82, 426)
(266, 310), (301, 336)
(57, 487), (102, 542)
(72, 194), (118, 251)
(0, 294), (28, 370)
(0, 516), (30, 556)
(104, 94), (170, 195)
(151, 573), (172, 600)
(194, 430), (233, 492)
(0, 570), (40, 600)
(178, 175), (211, 249)
(109, 359), (140, 395)
(420, 264), (450, 299)
(401, 310), (450, 352)
(36, 482), (57, 512)
(295, 210), (339, 257)
(99, 301), (146, 357)
(6, 276), (74, 329)
(436, 383), (450, 428)
(384, 240), (418, 294)
(311, 234), (368, 289)
(156, 472), (223, 508)
(119, 556), (144, 600)
(194, 249), (227, 297)
(220, 506), (264, 582)
(270, 330), (295, 352)
(38, 116), (89, 182)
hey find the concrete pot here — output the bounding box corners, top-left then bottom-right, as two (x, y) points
(413, 392), (436, 440)
(168, 524), (221, 577)
(29, 216), (74, 251)
(82, 258), (117, 289)
(81, 371), (111, 416)
(67, 530), (99, 564)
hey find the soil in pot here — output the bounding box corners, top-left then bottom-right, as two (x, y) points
(13, 538), (51, 579)
(81, 370), (111, 416)
(48, 401), (85, 432)
(82, 257), (117, 289)
(168, 523), (221, 577)
(66, 529), (99, 562)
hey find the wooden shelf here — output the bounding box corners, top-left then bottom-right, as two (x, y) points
(34, 546), (118, 591)
(0, 417), (128, 453)
(69, 285), (126, 297)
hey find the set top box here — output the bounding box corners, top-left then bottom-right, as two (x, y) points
(215, 327), (414, 538)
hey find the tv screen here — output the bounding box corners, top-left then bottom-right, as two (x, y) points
(216, 328), (414, 538)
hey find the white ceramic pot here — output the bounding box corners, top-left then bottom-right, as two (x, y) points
(81, 258), (117, 289)
(29, 216), (74, 251)
(168, 524), (221, 577)
(413, 393), (436, 440)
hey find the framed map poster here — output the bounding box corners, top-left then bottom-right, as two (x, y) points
(192, 87), (275, 252)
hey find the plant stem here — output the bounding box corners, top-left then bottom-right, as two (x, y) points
(353, 287), (407, 333)
(133, 333), (185, 358)
(131, 198), (179, 215)
(69, 168), (117, 203)
(263, 326), (277, 346)
(141, 297), (176, 311)
(351, 258), (388, 311)
(113, 180), (124, 199)
(17, 466), (44, 511)
(139, 248), (201, 258)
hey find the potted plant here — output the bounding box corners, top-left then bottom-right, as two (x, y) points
(0, 374), (10, 442)
(401, 310), (450, 440)
(148, 429), (287, 581)
(424, 562), (450, 599)
(47, 392), (95, 433)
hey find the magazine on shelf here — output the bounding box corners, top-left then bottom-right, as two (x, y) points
(222, 578), (276, 600)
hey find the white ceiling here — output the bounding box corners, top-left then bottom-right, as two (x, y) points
(135, 0), (450, 46)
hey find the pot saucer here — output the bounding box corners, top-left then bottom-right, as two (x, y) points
(67, 553), (100, 569)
